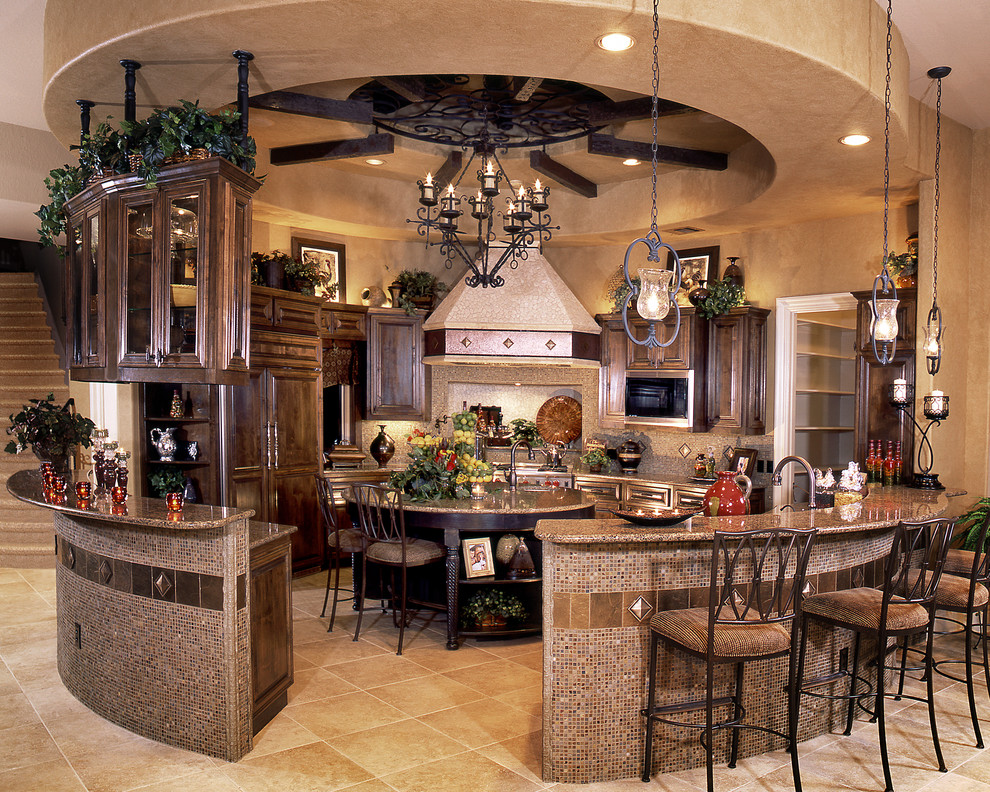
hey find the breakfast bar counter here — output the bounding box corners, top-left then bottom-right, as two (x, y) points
(6, 469), (295, 762)
(535, 486), (950, 783)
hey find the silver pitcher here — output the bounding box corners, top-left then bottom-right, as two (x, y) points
(150, 427), (178, 461)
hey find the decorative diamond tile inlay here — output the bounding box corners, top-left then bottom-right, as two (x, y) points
(460, 336), (472, 348)
(503, 337), (514, 349)
(678, 443), (692, 458)
(67, 546), (75, 570)
(802, 579), (818, 598)
(154, 572), (173, 598)
(98, 559), (112, 585)
(628, 596), (654, 622)
(545, 339), (556, 350)
(723, 445), (734, 462)
(853, 568), (865, 587)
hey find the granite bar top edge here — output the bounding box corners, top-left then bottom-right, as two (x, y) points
(248, 520), (298, 548)
(7, 469), (254, 531)
(536, 486), (950, 543)
(397, 488), (596, 514)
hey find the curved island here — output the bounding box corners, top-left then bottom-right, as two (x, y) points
(399, 487), (596, 649)
(535, 486), (950, 784)
(7, 469), (295, 762)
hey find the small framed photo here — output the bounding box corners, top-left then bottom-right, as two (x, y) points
(670, 245), (719, 306)
(462, 537), (495, 578)
(291, 237), (346, 301)
(729, 447), (758, 478)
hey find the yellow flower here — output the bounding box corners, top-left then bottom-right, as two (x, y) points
(455, 473), (468, 484)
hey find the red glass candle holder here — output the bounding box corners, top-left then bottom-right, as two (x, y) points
(75, 481), (92, 500)
(111, 486), (127, 504)
(51, 475), (67, 494)
(111, 502), (128, 515)
(165, 492), (184, 512)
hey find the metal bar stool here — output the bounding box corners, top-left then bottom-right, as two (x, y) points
(641, 527), (817, 792)
(790, 516), (954, 792)
(315, 476), (364, 632)
(351, 483), (446, 655)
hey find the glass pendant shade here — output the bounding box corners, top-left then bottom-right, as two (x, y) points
(872, 299), (899, 343)
(636, 269), (673, 321)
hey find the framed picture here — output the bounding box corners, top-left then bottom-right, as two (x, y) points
(729, 447), (758, 478)
(462, 537), (495, 578)
(291, 237), (346, 301)
(670, 245), (719, 306)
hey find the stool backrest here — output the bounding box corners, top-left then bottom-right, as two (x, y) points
(966, 513), (990, 586)
(885, 517), (954, 610)
(709, 528), (817, 626)
(352, 483), (405, 543)
(315, 475), (339, 539)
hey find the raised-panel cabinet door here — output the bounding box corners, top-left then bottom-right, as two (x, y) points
(707, 315), (742, 430)
(274, 471), (321, 574)
(366, 310), (427, 420)
(599, 320), (627, 428)
(270, 371), (321, 469)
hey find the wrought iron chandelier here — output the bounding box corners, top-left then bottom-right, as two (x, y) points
(381, 75), (608, 288)
(870, 0), (898, 365)
(617, 0), (682, 364)
(924, 66), (950, 375)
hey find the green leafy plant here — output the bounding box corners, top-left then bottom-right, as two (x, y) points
(148, 465), (186, 498)
(73, 120), (128, 178)
(580, 448), (610, 468)
(4, 392), (96, 460)
(608, 276), (639, 314)
(695, 278), (746, 319)
(886, 249), (918, 279)
(36, 165), (86, 248)
(395, 269), (448, 315)
(285, 253), (336, 298)
(957, 497), (990, 552)
(461, 589), (527, 628)
(508, 418), (541, 446)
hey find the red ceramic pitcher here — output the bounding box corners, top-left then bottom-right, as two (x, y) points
(703, 471), (752, 516)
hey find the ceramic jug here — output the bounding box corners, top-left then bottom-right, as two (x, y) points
(702, 471), (752, 516)
(616, 440), (643, 475)
(150, 427), (178, 462)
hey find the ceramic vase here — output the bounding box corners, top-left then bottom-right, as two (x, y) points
(370, 424), (395, 468)
(616, 440), (642, 475)
(702, 471), (753, 516)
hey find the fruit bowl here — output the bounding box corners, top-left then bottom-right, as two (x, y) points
(610, 508), (700, 527)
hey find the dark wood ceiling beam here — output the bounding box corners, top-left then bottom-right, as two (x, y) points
(529, 151), (597, 198)
(587, 134), (727, 171)
(433, 151), (464, 187)
(375, 76), (427, 102)
(270, 133), (394, 166)
(586, 97), (696, 125)
(248, 90), (373, 124)
(514, 77), (543, 102)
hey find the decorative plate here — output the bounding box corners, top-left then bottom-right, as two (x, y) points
(536, 395), (582, 444)
(610, 508), (700, 527)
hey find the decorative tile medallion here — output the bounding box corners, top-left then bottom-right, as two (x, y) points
(154, 571), (173, 598)
(99, 559), (113, 585)
(546, 339), (557, 350)
(503, 337), (514, 349)
(723, 445), (734, 462)
(460, 336), (472, 348)
(678, 443), (692, 458)
(628, 596), (654, 622)
(802, 579), (817, 598)
(853, 567), (865, 587)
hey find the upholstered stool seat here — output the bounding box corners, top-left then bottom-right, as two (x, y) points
(801, 587), (930, 633)
(944, 548), (976, 576)
(366, 537), (444, 566)
(329, 527), (364, 554)
(928, 572), (989, 609)
(650, 608), (791, 660)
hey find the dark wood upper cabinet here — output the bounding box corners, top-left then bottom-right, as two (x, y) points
(366, 308), (429, 420)
(65, 158), (260, 385)
(706, 306), (769, 435)
(852, 287), (917, 355)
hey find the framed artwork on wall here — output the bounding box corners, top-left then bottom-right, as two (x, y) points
(670, 245), (719, 306)
(729, 447), (758, 478)
(291, 237), (346, 301)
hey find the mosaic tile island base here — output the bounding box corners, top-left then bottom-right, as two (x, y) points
(6, 469), (294, 762)
(535, 485), (951, 784)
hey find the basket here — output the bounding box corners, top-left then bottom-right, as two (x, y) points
(164, 148), (210, 165)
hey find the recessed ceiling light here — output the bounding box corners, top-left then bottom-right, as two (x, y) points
(597, 33), (634, 52)
(365, 158), (386, 166)
(839, 134), (871, 147)
(622, 158), (641, 166)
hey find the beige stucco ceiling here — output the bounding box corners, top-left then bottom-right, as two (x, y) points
(38, 0), (927, 245)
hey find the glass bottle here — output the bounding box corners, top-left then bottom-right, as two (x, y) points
(866, 440), (876, 484)
(883, 441), (895, 487)
(894, 441), (902, 485)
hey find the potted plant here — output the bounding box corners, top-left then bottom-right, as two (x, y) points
(508, 418), (541, 446)
(580, 447), (610, 473)
(285, 254), (336, 298)
(395, 269), (448, 315)
(695, 278), (746, 319)
(148, 465), (186, 499)
(74, 120), (128, 181)
(608, 276), (640, 314)
(956, 497), (990, 552)
(886, 236), (918, 287)
(4, 392), (96, 475)
(460, 589), (527, 629)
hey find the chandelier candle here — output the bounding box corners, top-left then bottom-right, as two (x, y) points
(419, 173), (437, 206)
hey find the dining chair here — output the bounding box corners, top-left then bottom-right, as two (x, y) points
(790, 516), (954, 792)
(314, 475), (364, 632)
(350, 483), (446, 655)
(641, 526), (817, 792)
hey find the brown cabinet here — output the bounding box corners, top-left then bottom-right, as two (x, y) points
(366, 308), (429, 420)
(250, 530), (293, 735)
(320, 304), (368, 340)
(706, 306), (769, 435)
(229, 289), (324, 575)
(851, 288), (916, 482)
(65, 158), (259, 385)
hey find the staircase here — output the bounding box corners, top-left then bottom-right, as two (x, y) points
(0, 272), (68, 568)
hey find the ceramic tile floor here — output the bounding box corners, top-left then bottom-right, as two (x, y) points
(2, 566), (990, 791)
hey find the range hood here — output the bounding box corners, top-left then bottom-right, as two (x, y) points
(422, 249), (601, 367)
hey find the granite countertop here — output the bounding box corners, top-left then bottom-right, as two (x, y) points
(536, 485), (949, 543)
(248, 520), (298, 548)
(397, 487), (596, 514)
(571, 468), (737, 489)
(7, 469), (254, 531)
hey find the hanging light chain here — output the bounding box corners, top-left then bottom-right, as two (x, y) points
(932, 74), (942, 308)
(649, 0), (659, 233)
(881, 0), (892, 269)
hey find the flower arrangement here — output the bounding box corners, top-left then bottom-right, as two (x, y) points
(461, 589), (527, 628)
(4, 392), (96, 464)
(390, 427), (493, 502)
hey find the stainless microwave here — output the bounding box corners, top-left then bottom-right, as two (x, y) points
(624, 369), (694, 428)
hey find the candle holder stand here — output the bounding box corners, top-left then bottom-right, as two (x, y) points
(887, 383), (948, 490)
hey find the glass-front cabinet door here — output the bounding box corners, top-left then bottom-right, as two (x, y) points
(120, 193), (155, 368)
(162, 184), (207, 369)
(67, 205), (105, 368)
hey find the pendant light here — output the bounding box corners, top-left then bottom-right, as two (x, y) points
(924, 66), (949, 375)
(618, 0), (681, 366)
(869, 0), (898, 365)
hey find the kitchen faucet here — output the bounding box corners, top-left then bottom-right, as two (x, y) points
(771, 455), (820, 509)
(508, 440), (535, 491)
